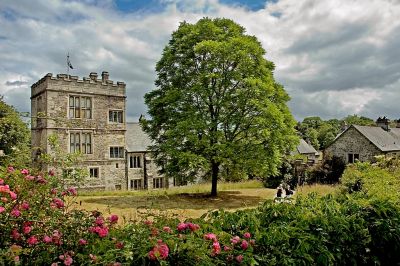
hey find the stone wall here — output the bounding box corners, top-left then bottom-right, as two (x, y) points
(325, 126), (382, 163)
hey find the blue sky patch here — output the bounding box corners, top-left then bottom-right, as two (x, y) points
(113, 0), (278, 13)
(113, 0), (166, 13)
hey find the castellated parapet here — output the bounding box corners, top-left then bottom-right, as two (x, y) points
(31, 72), (126, 99)
(31, 72), (127, 190)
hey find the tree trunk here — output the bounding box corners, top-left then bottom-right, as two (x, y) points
(211, 160), (219, 197)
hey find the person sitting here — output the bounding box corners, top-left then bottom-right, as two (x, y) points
(275, 184), (283, 201)
(285, 185), (293, 198)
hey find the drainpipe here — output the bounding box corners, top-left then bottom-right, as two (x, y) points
(143, 152), (148, 190)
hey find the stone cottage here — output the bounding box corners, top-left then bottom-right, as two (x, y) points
(31, 72), (127, 190)
(324, 117), (400, 163)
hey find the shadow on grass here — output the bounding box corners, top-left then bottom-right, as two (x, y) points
(83, 191), (267, 210)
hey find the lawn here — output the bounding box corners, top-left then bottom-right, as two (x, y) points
(73, 181), (338, 223)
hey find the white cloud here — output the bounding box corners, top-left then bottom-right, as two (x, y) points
(0, 0), (399, 122)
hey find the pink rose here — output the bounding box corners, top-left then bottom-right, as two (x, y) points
(236, 255), (244, 263)
(63, 255), (73, 266)
(25, 175), (35, 181)
(212, 241), (221, 256)
(20, 169), (29, 175)
(0, 185), (10, 193)
(23, 225), (32, 234)
(148, 250), (156, 261)
(67, 187), (77, 196)
(52, 230), (62, 245)
(78, 239), (87, 245)
(0, 206), (5, 213)
(158, 242), (169, 259)
(11, 229), (21, 240)
(9, 191), (17, 200)
(95, 217), (104, 226)
(43, 235), (52, 243)
(20, 201), (29, 210)
(52, 198), (64, 208)
(224, 246), (231, 251)
(187, 223), (200, 231)
(94, 226), (109, 238)
(241, 240), (249, 250)
(109, 214), (118, 224)
(0, 178), (4, 185)
(204, 233), (218, 242)
(144, 220), (153, 226)
(231, 236), (240, 245)
(177, 222), (188, 231)
(7, 166), (15, 172)
(27, 236), (38, 245)
(11, 208), (21, 217)
(243, 232), (251, 239)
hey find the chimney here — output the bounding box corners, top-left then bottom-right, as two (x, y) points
(89, 72), (98, 81)
(101, 71), (109, 83)
(376, 116), (390, 131)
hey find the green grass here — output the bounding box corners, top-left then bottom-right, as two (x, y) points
(296, 184), (339, 196)
(78, 180), (264, 197)
(74, 181), (338, 222)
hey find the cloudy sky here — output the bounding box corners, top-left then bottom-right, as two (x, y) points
(1, 0), (399, 122)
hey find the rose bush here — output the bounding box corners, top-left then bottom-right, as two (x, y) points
(1, 159), (400, 265)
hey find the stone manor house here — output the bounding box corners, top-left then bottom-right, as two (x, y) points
(31, 72), (167, 190)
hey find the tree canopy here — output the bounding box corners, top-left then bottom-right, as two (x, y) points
(143, 18), (298, 196)
(0, 96), (30, 167)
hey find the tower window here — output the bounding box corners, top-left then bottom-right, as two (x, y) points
(70, 132), (92, 154)
(110, 147), (124, 158)
(109, 110), (123, 123)
(69, 96), (92, 119)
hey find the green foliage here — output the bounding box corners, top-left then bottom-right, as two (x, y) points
(306, 154), (346, 184)
(0, 96), (31, 168)
(343, 114), (374, 126)
(143, 18), (298, 196)
(38, 134), (87, 188)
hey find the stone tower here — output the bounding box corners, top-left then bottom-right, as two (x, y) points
(31, 72), (127, 190)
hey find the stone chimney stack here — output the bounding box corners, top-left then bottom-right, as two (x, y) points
(101, 71), (109, 83)
(376, 116), (390, 131)
(89, 72), (98, 81)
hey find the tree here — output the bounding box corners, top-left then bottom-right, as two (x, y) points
(142, 18), (298, 196)
(344, 115), (374, 126)
(0, 96), (30, 167)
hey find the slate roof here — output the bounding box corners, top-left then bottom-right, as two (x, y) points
(351, 125), (400, 152)
(297, 138), (318, 155)
(126, 122), (152, 152)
